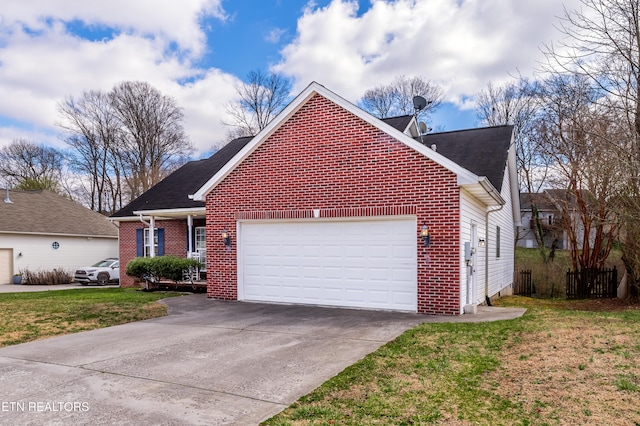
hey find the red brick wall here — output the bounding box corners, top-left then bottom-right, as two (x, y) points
(205, 94), (461, 314)
(118, 220), (188, 288)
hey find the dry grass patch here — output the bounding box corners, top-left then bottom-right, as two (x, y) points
(265, 296), (640, 426)
(486, 298), (640, 425)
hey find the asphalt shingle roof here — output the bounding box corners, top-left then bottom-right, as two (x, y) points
(380, 116), (513, 192)
(111, 136), (253, 218)
(417, 125), (514, 192)
(112, 119), (513, 218)
(381, 115), (413, 132)
(0, 189), (117, 237)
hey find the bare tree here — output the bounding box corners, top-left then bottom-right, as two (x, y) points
(534, 74), (622, 271)
(58, 81), (192, 212)
(543, 0), (640, 293)
(110, 81), (192, 199)
(58, 90), (121, 213)
(360, 75), (444, 120)
(0, 139), (65, 192)
(475, 79), (554, 258)
(224, 70), (292, 137)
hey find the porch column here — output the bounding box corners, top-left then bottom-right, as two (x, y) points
(149, 216), (155, 258)
(187, 215), (193, 255)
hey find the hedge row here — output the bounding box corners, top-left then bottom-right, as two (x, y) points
(125, 256), (201, 283)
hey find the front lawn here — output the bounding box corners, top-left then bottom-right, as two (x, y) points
(0, 288), (183, 347)
(265, 296), (640, 425)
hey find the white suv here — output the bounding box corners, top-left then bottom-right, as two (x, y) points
(74, 258), (120, 286)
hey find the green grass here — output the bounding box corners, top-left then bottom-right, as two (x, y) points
(264, 296), (640, 425)
(0, 288), (184, 347)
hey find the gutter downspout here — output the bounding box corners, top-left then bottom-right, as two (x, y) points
(485, 204), (504, 305)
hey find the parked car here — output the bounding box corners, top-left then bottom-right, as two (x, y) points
(74, 258), (120, 285)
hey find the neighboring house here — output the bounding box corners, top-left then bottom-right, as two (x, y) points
(518, 192), (565, 249)
(0, 189), (119, 285)
(518, 190), (594, 250)
(113, 82), (520, 315)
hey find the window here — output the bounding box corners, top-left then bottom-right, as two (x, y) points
(194, 227), (206, 267)
(496, 226), (501, 258)
(548, 214), (554, 226)
(144, 228), (159, 258)
(136, 228), (165, 257)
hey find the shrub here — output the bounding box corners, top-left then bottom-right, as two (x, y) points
(22, 268), (73, 285)
(126, 256), (201, 283)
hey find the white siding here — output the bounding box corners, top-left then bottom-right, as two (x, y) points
(487, 165), (516, 296)
(460, 165), (518, 307)
(0, 234), (118, 284)
(460, 190), (487, 309)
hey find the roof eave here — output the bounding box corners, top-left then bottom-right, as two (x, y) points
(462, 177), (505, 207)
(0, 230), (118, 238)
(111, 207), (206, 222)
(133, 207), (206, 218)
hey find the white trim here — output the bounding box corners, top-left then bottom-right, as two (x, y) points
(192, 82), (487, 201)
(133, 207), (206, 217)
(507, 139), (522, 224)
(110, 207), (206, 222)
(0, 231), (117, 239)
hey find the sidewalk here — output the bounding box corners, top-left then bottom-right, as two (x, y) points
(0, 283), (119, 293)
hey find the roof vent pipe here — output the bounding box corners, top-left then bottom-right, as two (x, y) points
(4, 186), (12, 204)
(431, 144), (437, 152)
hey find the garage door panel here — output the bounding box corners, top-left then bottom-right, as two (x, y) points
(241, 219), (417, 311)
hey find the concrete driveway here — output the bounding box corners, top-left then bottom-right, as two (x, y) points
(0, 294), (525, 425)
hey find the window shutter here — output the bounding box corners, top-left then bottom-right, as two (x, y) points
(158, 228), (165, 256)
(136, 228), (143, 257)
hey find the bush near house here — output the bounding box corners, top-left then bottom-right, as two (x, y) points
(126, 256), (201, 283)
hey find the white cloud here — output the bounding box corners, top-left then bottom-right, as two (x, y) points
(266, 27), (287, 44)
(273, 0), (582, 107)
(0, 0), (226, 55)
(0, 0), (239, 155)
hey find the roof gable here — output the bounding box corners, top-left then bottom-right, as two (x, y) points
(193, 82), (504, 205)
(381, 115), (414, 134)
(0, 190), (117, 237)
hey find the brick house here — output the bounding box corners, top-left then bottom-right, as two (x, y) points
(110, 136), (253, 287)
(113, 82), (520, 315)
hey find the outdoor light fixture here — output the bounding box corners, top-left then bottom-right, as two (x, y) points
(421, 224), (431, 247)
(478, 238), (486, 247)
(221, 228), (231, 248)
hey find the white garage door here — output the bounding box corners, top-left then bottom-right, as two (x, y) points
(240, 218), (417, 311)
(0, 249), (12, 285)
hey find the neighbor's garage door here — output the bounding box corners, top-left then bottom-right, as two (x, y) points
(0, 249), (12, 285)
(240, 218), (417, 311)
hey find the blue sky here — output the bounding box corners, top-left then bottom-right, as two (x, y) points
(0, 0), (579, 156)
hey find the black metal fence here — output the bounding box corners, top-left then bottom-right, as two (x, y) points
(566, 267), (618, 299)
(514, 270), (534, 296)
